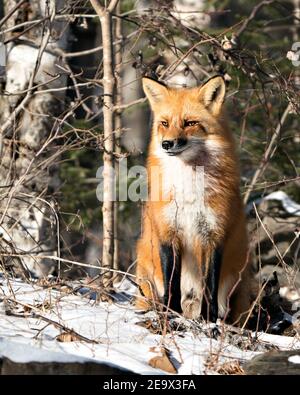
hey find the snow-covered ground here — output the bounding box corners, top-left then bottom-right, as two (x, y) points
(0, 274), (299, 375)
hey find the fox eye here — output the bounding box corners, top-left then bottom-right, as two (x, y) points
(161, 121), (169, 127)
(184, 120), (198, 127)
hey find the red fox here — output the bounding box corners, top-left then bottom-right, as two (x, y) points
(135, 76), (256, 324)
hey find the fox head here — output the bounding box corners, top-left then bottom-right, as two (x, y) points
(143, 76), (232, 163)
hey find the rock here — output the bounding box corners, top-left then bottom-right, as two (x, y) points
(248, 194), (300, 324)
(244, 349), (300, 375)
(0, 357), (132, 375)
(248, 196), (299, 268)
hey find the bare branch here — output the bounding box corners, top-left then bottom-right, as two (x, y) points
(236, 0), (276, 37)
(243, 103), (292, 204)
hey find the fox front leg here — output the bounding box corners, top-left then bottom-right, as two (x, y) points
(159, 244), (182, 313)
(206, 248), (222, 323)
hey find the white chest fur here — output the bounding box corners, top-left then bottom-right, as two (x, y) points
(158, 155), (217, 247)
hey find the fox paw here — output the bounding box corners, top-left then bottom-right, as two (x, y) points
(181, 297), (201, 320)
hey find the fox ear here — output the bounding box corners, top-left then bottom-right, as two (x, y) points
(198, 76), (226, 115)
(142, 77), (169, 108)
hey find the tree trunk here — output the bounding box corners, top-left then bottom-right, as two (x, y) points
(113, 1), (122, 281)
(90, 0), (119, 287)
(0, 0), (69, 278)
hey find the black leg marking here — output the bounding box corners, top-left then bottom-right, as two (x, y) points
(206, 248), (222, 323)
(210, 325), (221, 339)
(160, 244), (181, 313)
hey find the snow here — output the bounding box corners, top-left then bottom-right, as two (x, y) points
(246, 190), (300, 216)
(0, 275), (299, 375)
(0, 339), (93, 364)
(264, 191), (300, 216)
(288, 355), (300, 364)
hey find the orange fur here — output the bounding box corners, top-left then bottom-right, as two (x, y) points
(136, 76), (255, 324)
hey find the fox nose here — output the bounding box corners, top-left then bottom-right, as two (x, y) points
(162, 138), (187, 151)
(162, 140), (174, 150)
